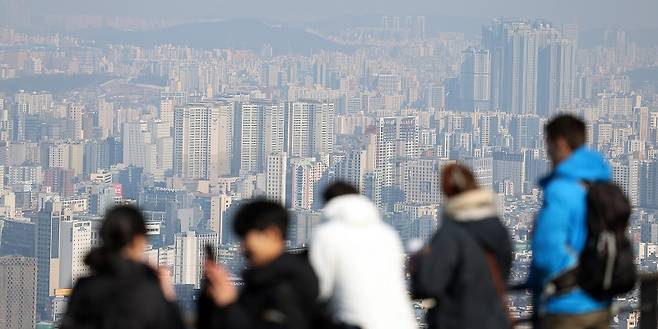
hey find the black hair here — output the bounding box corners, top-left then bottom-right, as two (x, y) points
(322, 181), (359, 204)
(85, 205), (147, 271)
(233, 200), (289, 239)
(544, 114), (587, 150)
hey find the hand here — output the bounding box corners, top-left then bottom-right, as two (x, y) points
(205, 261), (238, 307)
(157, 266), (177, 302)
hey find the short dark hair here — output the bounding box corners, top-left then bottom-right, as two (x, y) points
(233, 199), (289, 239)
(100, 205), (147, 252)
(544, 114), (586, 150)
(323, 181), (359, 204)
(85, 205), (147, 271)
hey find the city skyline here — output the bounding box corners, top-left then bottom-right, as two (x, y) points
(0, 5), (657, 328)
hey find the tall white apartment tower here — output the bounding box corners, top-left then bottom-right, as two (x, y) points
(266, 153), (288, 205)
(67, 104), (83, 140)
(173, 102), (233, 180)
(174, 230), (218, 288)
(234, 101), (284, 174)
(287, 101), (335, 158)
(236, 102), (262, 174)
(58, 219), (101, 289)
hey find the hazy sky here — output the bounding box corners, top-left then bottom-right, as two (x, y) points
(23, 0), (658, 29)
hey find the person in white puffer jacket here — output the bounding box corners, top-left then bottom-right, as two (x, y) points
(309, 182), (418, 329)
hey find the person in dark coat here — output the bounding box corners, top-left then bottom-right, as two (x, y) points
(60, 205), (185, 329)
(410, 164), (510, 329)
(410, 220), (509, 329)
(441, 164), (513, 282)
(199, 199), (319, 329)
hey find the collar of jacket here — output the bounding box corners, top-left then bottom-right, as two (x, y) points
(443, 188), (497, 222)
(539, 146), (611, 187)
(322, 194), (381, 226)
(96, 257), (156, 279)
(243, 253), (298, 287)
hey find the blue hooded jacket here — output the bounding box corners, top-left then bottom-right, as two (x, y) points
(529, 146), (612, 314)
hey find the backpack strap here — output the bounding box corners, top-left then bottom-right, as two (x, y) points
(484, 252), (513, 328)
(484, 252), (507, 298)
(545, 267), (579, 298)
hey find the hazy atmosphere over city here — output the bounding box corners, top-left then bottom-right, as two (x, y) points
(16, 0), (658, 27)
(4, 0), (658, 28)
(2, 0), (658, 328)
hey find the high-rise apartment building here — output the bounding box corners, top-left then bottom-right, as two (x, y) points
(122, 121), (155, 171)
(0, 256), (37, 329)
(209, 194), (233, 245)
(96, 99), (115, 138)
(599, 92), (638, 120)
(287, 101), (335, 158)
(401, 158), (443, 205)
(492, 151), (525, 196)
(335, 149), (371, 192)
(58, 219), (101, 289)
(376, 116), (419, 193)
(67, 104), (83, 140)
(262, 103), (286, 160)
(505, 23), (539, 114)
(266, 153), (287, 205)
(88, 183), (117, 216)
(483, 19), (575, 115)
(426, 83), (445, 113)
(0, 218), (35, 257)
(174, 230), (218, 288)
(15, 91), (52, 115)
(537, 38), (576, 116)
(612, 159), (640, 206)
(33, 199), (66, 320)
(44, 168), (75, 198)
(289, 158), (327, 210)
(235, 102), (262, 174)
(233, 101), (284, 174)
(463, 157), (494, 190)
(459, 48), (491, 111)
(640, 161), (658, 209)
(173, 102), (233, 180)
(377, 73), (402, 96)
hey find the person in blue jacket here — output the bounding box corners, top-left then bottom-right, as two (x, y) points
(529, 115), (612, 329)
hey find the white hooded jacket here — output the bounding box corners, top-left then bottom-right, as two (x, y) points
(309, 194), (417, 329)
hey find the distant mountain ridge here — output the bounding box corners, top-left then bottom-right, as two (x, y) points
(306, 15), (489, 38)
(70, 19), (355, 55)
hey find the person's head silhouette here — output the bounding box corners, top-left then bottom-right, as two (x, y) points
(85, 205), (147, 271)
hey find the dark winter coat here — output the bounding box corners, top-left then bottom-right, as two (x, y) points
(443, 188), (513, 282)
(411, 219), (509, 329)
(198, 252), (319, 329)
(60, 258), (185, 329)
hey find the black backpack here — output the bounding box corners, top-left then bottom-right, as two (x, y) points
(550, 181), (637, 300)
(576, 181), (637, 300)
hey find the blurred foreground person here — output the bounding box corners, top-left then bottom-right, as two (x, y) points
(410, 171), (509, 329)
(529, 115), (634, 329)
(199, 200), (319, 329)
(441, 164), (512, 283)
(309, 182), (417, 329)
(61, 205), (184, 329)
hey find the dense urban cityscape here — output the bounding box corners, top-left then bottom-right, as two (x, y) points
(1, 2), (658, 328)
